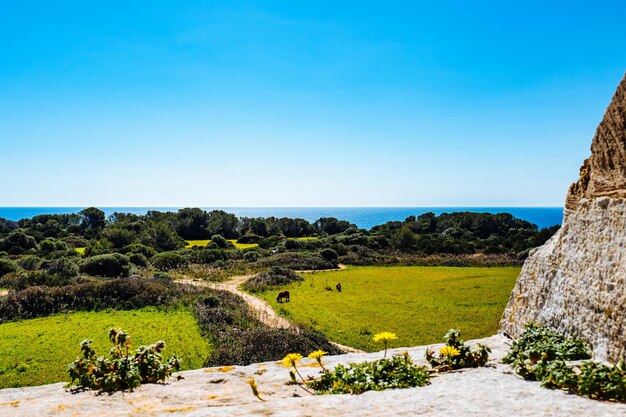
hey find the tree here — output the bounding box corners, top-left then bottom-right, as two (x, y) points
(80, 208), (106, 232)
(314, 217), (354, 236)
(206, 210), (239, 239)
(175, 208), (210, 240)
(141, 221), (185, 252)
(393, 228), (418, 251)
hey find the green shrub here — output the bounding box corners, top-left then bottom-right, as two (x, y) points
(188, 248), (227, 265)
(257, 252), (334, 271)
(80, 253), (132, 277)
(243, 267), (303, 293)
(0, 258), (18, 277)
(43, 257), (79, 279)
(243, 250), (260, 262)
(17, 255), (43, 271)
(309, 354), (430, 395)
(425, 329), (490, 370)
(0, 277), (180, 322)
(210, 234), (229, 249)
(39, 238), (68, 254)
(121, 243), (157, 258)
(576, 361), (626, 402)
(128, 253), (148, 267)
(67, 329), (181, 392)
(503, 323), (591, 379)
(207, 327), (340, 367)
(237, 234), (262, 244)
(0, 231), (38, 255)
(319, 248), (339, 266)
(152, 251), (188, 271)
(504, 324), (625, 402)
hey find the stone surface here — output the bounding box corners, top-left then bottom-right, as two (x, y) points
(502, 73), (626, 362)
(1, 335), (624, 417)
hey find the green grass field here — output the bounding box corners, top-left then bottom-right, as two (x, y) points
(185, 239), (258, 249)
(258, 265), (520, 351)
(0, 307), (210, 389)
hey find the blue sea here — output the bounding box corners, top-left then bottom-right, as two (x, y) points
(0, 207), (563, 230)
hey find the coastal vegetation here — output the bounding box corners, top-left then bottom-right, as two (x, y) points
(0, 207), (555, 389)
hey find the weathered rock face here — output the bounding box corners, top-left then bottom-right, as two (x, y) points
(501, 74), (626, 363)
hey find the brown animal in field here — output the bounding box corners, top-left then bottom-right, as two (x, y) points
(336, 283), (342, 292)
(276, 290), (290, 303)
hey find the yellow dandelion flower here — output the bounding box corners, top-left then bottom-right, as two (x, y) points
(308, 350), (328, 361)
(373, 332), (398, 342)
(440, 345), (461, 358)
(281, 353), (303, 368)
(246, 377), (265, 402)
(245, 377), (257, 389)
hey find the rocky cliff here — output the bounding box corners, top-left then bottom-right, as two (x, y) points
(501, 74), (626, 362)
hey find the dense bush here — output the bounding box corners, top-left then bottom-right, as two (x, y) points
(67, 329), (181, 392)
(17, 255), (44, 271)
(257, 252), (334, 270)
(319, 248), (339, 266)
(128, 253), (148, 267)
(309, 354), (430, 395)
(39, 238), (69, 254)
(210, 234), (229, 249)
(243, 250), (260, 262)
(0, 231), (38, 255)
(152, 251), (188, 271)
(237, 234), (262, 244)
(121, 243), (157, 258)
(43, 257), (79, 279)
(207, 327), (340, 366)
(243, 267), (303, 293)
(1, 269), (80, 290)
(80, 253), (132, 277)
(0, 277), (180, 322)
(188, 248), (228, 265)
(0, 258), (18, 277)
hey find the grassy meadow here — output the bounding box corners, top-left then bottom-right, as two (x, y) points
(0, 307), (210, 389)
(258, 265), (520, 351)
(185, 239), (259, 250)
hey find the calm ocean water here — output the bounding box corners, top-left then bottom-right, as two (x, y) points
(0, 207), (563, 230)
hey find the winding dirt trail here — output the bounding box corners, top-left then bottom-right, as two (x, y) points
(178, 266), (364, 354)
(178, 274), (294, 330)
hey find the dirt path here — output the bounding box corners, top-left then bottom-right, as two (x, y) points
(178, 275), (295, 330)
(178, 267), (364, 354)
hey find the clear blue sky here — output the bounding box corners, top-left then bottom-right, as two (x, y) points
(1, 1), (625, 207)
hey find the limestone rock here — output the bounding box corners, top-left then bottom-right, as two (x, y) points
(502, 73), (626, 362)
(2, 336), (625, 417)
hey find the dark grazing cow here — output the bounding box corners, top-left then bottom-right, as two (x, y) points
(276, 290), (290, 303)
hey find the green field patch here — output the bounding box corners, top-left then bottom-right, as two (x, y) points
(258, 266), (520, 351)
(185, 239), (258, 249)
(0, 307), (210, 389)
